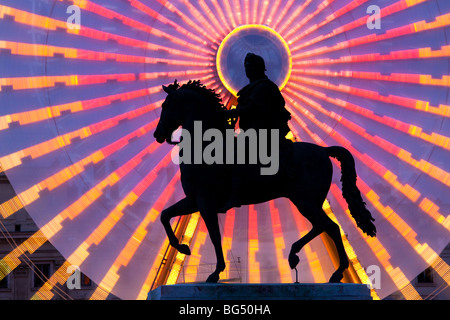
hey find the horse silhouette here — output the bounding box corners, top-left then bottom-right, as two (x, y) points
(153, 80), (376, 284)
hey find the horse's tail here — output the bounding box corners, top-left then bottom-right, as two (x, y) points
(326, 146), (376, 237)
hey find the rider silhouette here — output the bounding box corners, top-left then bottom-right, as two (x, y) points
(223, 53), (292, 210)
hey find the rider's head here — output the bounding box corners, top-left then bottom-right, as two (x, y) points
(244, 53), (266, 82)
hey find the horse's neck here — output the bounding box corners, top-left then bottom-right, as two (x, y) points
(183, 105), (224, 133)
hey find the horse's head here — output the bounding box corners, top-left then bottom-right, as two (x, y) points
(154, 80), (229, 145)
(154, 80), (185, 144)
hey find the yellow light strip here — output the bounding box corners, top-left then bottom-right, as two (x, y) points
(165, 212), (201, 285)
(89, 171), (181, 299)
(248, 205), (260, 283)
(31, 153), (174, 299)
(269, 201), (293, 283)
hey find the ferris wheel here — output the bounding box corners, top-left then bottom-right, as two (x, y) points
(0, 0), (448, 300)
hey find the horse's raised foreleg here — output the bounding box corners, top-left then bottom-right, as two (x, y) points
(160, 197), (198, 255)
(201, 211), (226, 283)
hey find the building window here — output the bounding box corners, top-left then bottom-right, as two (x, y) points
(33, 263), (51, 288)
(81, 273), (92, 288)
(0, 275), (8, 289)
(417, 267), (434, 284)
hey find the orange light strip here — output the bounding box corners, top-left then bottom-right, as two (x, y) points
(0, 100), (162, 172)
(32, 152), (175, 299)
(89, 171), (181, 300)
(258, 0), (270, 25)
(178, 0), (221, 41)
(284, 87), (449, 228)
(290, 74), (450, 117)
(287, 0), (369, 46)
(251, 0), (259, 24)
(0, 141), (167, 282)
(232, 0), (242, 25)
(293, 68), (450, 88)
(0, 4), (212, 56)
(287, 79), (450, 150)
(0, 69), (212, 131)
(248, 205), (260, 283)
(293, 45), (450, 67)
(0, 40), (213, 67)
(265, 0), (282, 26)
(277, 0), (313, 36)
(292, 12), (450, 59)
(271, 0), (295, 30)
(127, 0), (211, 46)
(207, 0), (231, 35)
(58, 0), (213, 55)
(156, 0), (219, 46)
(221, 209), (236, 281)
(289, 0), (428, 50)
(0, 118), (159, 220)
(283, 0), (335, 40)
(269, 201), (293, 283)
(222, 0), (237, 29)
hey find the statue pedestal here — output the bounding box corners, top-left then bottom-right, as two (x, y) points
(148, 283), (372, 300)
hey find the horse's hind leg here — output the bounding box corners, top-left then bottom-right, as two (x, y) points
(160, 197), (198, 255)
(288, 201), (324, 270)
(288, 199), (349, 282)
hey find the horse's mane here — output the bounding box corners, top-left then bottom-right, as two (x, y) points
(171, 80), (226, 112)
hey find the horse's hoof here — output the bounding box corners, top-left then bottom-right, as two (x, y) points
(329, 272), (343, 283)
(206, 273), (220, 283)
(288, 253), (300, 269)
(177, 244), (191, 255)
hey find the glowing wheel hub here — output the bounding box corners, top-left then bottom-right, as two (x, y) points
(216, 24), (292, 96)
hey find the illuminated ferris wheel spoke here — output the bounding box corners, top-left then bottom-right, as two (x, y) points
(277, 0), (313, 37)
(0, 70), (213, 131)
(33, 152), (176, 300)
(286, 91), (450, 285)
(294, 44), (450, 67)
(286, 107), (428, 300)
(287, 80), (450, 150)
(0, 100), (162, 172)
(271, 0), (295, 30)
(292, 12), (450, 60)
(288, 0), (428, 51)
(282, 0), (339, 41)
(0, 118), (160, 220)
(56, 0), (214, 54)
(88, 172), (182, 300)
(284, 88), (449, 219)
(0, 140), (168, 282)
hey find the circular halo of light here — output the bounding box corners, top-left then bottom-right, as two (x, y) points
(216, 24), (292, 96)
